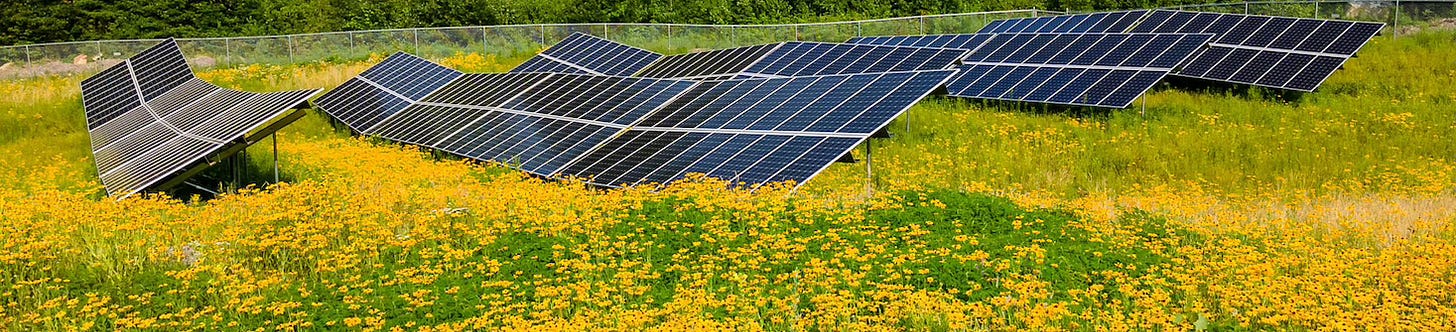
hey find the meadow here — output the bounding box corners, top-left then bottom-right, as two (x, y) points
(0, 29), (1454, 330)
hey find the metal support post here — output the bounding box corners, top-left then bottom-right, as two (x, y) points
(287, 35), (295, 64)
(864, 139), (874, 198)
(273, 134), (280, 184)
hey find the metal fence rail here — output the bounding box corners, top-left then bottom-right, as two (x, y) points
(1, 0), (1453, 80)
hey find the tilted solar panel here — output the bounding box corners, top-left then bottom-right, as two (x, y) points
(1129, 10), (1384, 91)
(318, 65), (700, 177)
(845, 33), (1213, 108)
(559, 70), (957, 188)
(845, 34), (992, 50)
(742, 42), (967, 77)
(314, 52), (463, 133)
(979, 11), (1151, 33)
(509, 32), (663, 76)
(635, 44), (782, 79)
(81, 39), (321, 198)
(634, 41), (965, 80)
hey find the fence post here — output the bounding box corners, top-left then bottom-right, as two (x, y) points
(919, 17), (925, 34)
(856, 22), (862, 37)
(287, 35), (295, 64)
(668, 25), (674, 51)
(731, 26), (737, 46)
(1245, 3), (1250, 14)
(794, 26), (799, 41)
(1394, 0), (1400, 38)
(481, 27), (488, 54)
(413, 29), (420, 55)
(224, 38), (231, 67)
(1313, 0), (1319, 18)
(349, 31), (356, 57)
(24, 45), (31, 66)
(539, 25), (546, 48)
(95, 41), (102, 58)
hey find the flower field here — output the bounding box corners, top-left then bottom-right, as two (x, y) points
(1, 29), (1454, 331)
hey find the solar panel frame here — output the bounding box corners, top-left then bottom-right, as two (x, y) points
(82, 39), (321, 199)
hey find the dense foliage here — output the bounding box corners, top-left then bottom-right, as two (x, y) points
(1, 0), (1224, 45)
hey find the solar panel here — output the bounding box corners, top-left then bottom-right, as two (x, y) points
(635, 44), (782, 79)
(634, 41), (965, 80)
(979, 11), (1151, 33)
(318, 64), (700, 177)
(1129, 10), (1384, 91)
(81, 39), (321, 198)
(846, 33), (1213, 108)
(845, 34), (992, 50)
(558, 70), (956, 188)
(741, 42), (966, 77)
(314, 52), (462, 133)
(510, 32), (663, 76)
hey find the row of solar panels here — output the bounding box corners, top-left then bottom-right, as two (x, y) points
(81, 10), (1384, 198)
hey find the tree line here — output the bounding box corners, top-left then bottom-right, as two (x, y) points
(2, 0), (1221, 45)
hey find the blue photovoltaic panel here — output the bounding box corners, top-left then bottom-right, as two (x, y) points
(559, 70), (956, 189)
(315, 52), (462, 133)
(512, 56), (593, 74)
(743, 42), (966, 77)
(510, 32), (663, 76)
(317, 54), (703, 178)
(978, 11), (1150, 33)
(845, 34), (993, 50)
(81, 39), (321, 198)
(636, 44), (782, 79)
(1129, 10), (1384, 91)
(945, 33), (1213, 108)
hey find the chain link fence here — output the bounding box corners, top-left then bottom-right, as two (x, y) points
(1, 1), (1454, 80)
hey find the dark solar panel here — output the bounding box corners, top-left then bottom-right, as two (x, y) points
(851, 33), (1212, 108)
(81, 39), (321, 198)
(978, 11), (1151, 33)
(1130, 10), (1384, 91)
(509, 32), (663, 76)
(636, 44), (782, 79)
(315, 52), (462, 133)
(559, 70), (956, 188)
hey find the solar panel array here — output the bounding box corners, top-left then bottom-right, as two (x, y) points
(81, 39), (321, 198)
(511, 33), (664, 76)
(979, 11), (1150, 33)
(319, 52), (954, 189)
(847, 33), (1213, 107)
(1130, 10), (1384, 91)
(513, 33), (966, 81)
(973, 10), (1383, 91)
(561, 70), (955, 187)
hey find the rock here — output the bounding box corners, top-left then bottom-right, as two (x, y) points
(0, 62), (12, 71)
(72, 54), (88, 65)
